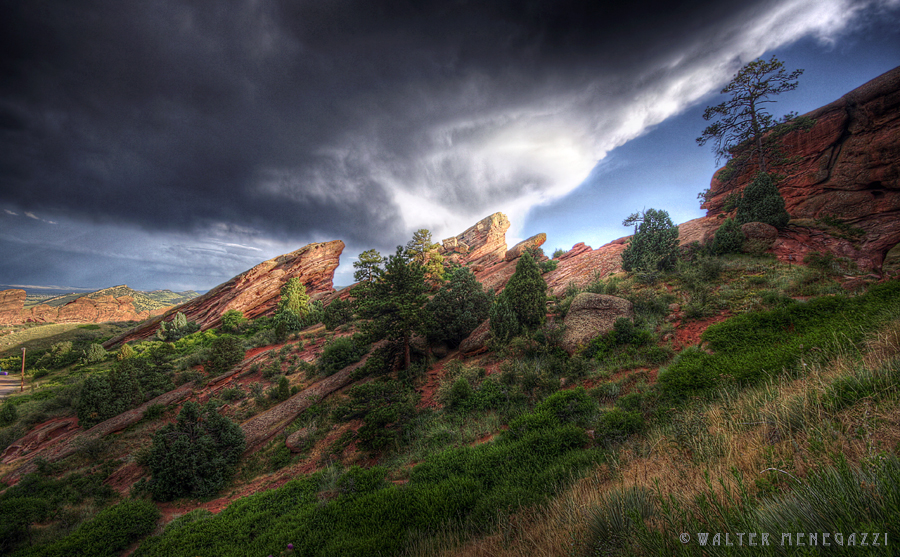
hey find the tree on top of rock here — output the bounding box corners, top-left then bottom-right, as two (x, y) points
(697, 56), (803, 174)
(735, 171), (791, 229)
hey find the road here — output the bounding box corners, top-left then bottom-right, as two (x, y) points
(0, 372), (22, 401)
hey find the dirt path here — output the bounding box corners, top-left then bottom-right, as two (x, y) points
(0, 372), (21, 401)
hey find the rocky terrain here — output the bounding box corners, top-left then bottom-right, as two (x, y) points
(0, 65), (898, 557)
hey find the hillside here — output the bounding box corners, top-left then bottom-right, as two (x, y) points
(24, 286), (199, 313)
(0, 66), (897, 557)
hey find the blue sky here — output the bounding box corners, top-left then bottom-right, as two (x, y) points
(1, 0), (898, 293)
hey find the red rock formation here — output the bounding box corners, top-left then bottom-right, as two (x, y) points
(704, 66), (900, 270)
(0, 289), (26, 324)
(103, 240), (344, 347)
(677, 216), (723, 247)
(439, 212), (510, 267)
(0, 289), (154, 325)
(543, 242), (626, 297)
(505, 233), (547, 261)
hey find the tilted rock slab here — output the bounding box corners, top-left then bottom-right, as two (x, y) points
(103, 240), (344, 348)
(561, 293), (634, 355)
(1, 383), (195, 485)
(241, 342), (384, 451)
(440, 212), (510, 268)
(505, 233), (547, 261)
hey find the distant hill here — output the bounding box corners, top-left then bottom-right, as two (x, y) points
(23, 285), (200, 313)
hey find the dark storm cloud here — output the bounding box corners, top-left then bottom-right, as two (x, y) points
(0, 0), (763, 241)
(0, 0), (892, 290)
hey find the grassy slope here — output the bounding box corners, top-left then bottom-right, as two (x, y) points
(1, 255), (898, 556)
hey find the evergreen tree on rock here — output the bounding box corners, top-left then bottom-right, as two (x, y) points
(736, 172), (790, 229)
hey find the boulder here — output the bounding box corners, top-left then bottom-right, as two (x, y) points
(459, 319), (491, 355)
(561, 293), (633, 355)
(505, 233), (547, 261)
(285, 427), (316, 453)
(740, 222), (779, 249)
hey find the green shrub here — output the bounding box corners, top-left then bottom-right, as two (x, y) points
(323, 298), (355, 330)
(534, 387), (598, 428)
(488, 296), (520, 345)
(156, 312), (199, 342)
(81, 343), (108, 364)
(425, 266), (492, 347)
(318, 335), (368, 376)
(204, 335), (245, 375)
(147, 401), (245, 501)
(76, 374), (114, 428)
(595, 408), (644, 443)
(710, 217), (745, 255)
(0, 401), (17, 426)
(219, 310), (248, 334)
(735, 171), (790, 228)
(13, 498), (160, 557)
(499, 252), (547, 331)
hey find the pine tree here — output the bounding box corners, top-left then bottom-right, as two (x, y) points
(405, 229), (445, 287)
(621, 208), (680, 273)
(357, 246), (428, 369)
(698, 56), (803, 174)
(274, 277), (310, 334)
(147, 401), (245, 501)
(499, 252), (547, 331)
(710, 217), (745, 255)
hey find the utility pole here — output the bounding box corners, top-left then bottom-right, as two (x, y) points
(21, 347), (25, 392)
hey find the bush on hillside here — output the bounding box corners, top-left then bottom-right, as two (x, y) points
(491, 252), (547, 341)
(147, 401), (245, 501)
(735, 171), (790, 228)
(203, 335), (245, 376)
(425, 266), (493, 347)
(318, 335), (369, 376)
(710, 217), (745, 255)
(323, 298), (355, 330)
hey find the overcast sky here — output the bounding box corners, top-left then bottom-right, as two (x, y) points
(1, 0), (898, 293)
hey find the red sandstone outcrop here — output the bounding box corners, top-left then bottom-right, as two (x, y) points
(505, 233), (547, 261)
(440, 212), (510, 268)
(677, 216), (723, 247)
(103, 240), (344, 348)
(703, 65), (900, 270)
(543, 242), (626, 297)
(0, 289), (26, 324)
(0, 289), (156, 325)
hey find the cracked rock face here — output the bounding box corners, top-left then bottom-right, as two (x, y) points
(703, 66), (900, 271)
